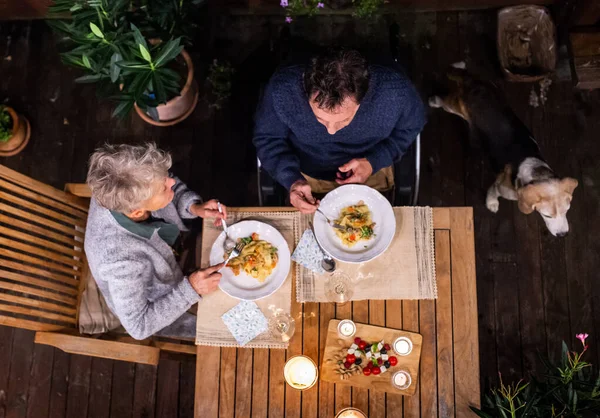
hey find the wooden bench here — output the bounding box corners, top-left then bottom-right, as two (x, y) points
(0, 164), (195, 365)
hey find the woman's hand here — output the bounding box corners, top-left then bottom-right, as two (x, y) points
(191, 199), (227, 226)
(188, 263), (225, 296)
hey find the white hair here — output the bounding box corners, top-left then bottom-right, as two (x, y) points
(87, 143), (172, 213)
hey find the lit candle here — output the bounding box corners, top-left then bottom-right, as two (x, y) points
(284, 355), (318, 390)
(337, 319), (356, 338)
(393, 336), (413, 356)
(335, 407), (367, 418)
(391, 370), (412, 390)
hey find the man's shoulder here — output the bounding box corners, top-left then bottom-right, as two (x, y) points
(370, 65), (413, 92)
(268, 65), (304, 95)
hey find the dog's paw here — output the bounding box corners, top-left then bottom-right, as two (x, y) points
(486, 198), (500, 213)
(428, 96), (442, 108)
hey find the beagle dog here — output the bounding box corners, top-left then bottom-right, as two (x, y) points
(428, 63), (578, 237)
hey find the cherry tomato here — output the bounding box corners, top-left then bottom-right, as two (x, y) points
(346, 354), (356, 364)
(349, 234), (356, 241)
(372, 367), (381, 375)
(358, 341), (367, 350)
(384, 343), (391, 351)
(389, 356), (398, 366)
(344, 361), (351, 369)
(363, 367), (371, 376)
(354, 337), (361, 344)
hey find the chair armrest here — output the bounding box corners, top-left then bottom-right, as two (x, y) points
(64, 183), (92, 198)
(35, 332), (160, 365)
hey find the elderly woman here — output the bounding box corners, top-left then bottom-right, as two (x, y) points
(84, 143), (225, 340)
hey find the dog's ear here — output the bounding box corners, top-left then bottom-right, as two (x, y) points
(517, 184), (541, 214)
(560, 177), (579, 196)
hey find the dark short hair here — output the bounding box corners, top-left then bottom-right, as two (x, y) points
(303, 48), (370, 110)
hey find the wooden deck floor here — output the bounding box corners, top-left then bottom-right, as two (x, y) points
(1, 9), (599, 418)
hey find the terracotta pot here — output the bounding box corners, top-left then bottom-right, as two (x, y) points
(0, 107), (30, 157)
(134, 49), (199, 127)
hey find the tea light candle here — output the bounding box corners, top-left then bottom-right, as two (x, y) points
(337, 319), (356, 338)
(283, 355), (318, 390)
(391, 370), (412, 390)
(335, 407), (367, 418)
(393, 336), (413, 356)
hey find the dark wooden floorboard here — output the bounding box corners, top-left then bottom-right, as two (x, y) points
(1, 8), (600, 416)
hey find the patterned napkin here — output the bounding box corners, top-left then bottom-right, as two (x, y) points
(221, 300), (269, 346)
(291, 229), (326, 274)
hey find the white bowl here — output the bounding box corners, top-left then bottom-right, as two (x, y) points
(210, 220), (291, 300)
(313, 185), (396, 263)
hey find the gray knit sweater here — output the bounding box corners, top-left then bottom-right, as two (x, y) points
(84, 177), (202, 340)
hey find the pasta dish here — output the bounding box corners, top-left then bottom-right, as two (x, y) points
(226, 233), (278, 282)
(334, 201), (375, 247)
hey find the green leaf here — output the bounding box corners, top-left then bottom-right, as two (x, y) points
(75, 74), (105, 83)
(562, 341), (570, 365)
(152, 73), (167, 104)
(468, 408), (493, 418)
(130, 23), (148, 51)
(153, 38), (183, 68)
(82, 54), (92, 69)
(89, 22), (104, 39)
(112, 100), (134, 119)
(139, 44), (152, 63)
(110, 53), (122, 83)
(70, 3), (82, 12)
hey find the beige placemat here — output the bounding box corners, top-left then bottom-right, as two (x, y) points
(195, 211), (298, 349)
(296, 207), (437, 302)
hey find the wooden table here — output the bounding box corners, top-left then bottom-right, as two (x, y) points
(195, 207), (479, 418)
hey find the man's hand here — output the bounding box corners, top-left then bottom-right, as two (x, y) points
(336, 158), (373, 185)
(188, 263), (225, 296)
(190, 199), (227, 226)
(290, 179), (319, 214)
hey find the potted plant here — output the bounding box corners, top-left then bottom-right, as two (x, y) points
(0, 105), (30, 157)
(49, 0), (204, 126)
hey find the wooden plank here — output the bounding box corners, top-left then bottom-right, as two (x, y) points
(432, 208), (450, 229)
(385, 300), (403, 415)
(0, 190), (86, 227)
(0, 325), (14, 418)
(267, 350), (285, 418)
(351, 301), (369, 413)
(251, 349), (269, 418)
(450, 208), (480, 413)
(0, 316), (63, 332)
(0, 226), (84, 259)
(0, 213), (80, 248)
(48, 349), (69, 418)
(26, 343), (54, 418)
(434, 231), (454, 418)
(0, 247), (83, 278)
(5, 329), (35, 418)
(218, 348), (236, 418)
(132, 364), (157, 418)
(0, 301), (76, 324)
(0, 165), (88, 212)
(156, 358), (180, 418)
(284, 281), (303, 418)
(109, 362), (134, 418)
(179, 360), (196, 418)
(0, 258), (79, 288)
(0, 236), (84, 269)
(34, 333), (160, 365)
(318, 302), (335, 418)
(419, 298), (438, 418)
(302, 302), (319, 418)
(0, 268), (78, 297)
(334, 302), (352, 413)
(65, 354), (91, 418)
(151, 341), (196, 355)
(0, 202), (84, 239)
(0, 292), (77, 317)
(195, 346), (220, 418)
(401, 300), (420, 418)
(572, 0), (600, 26)
(87, 358), (113, 418)
(235, 349), (253, 418)
(0, 281), (77, 306)
(570, 31), (600, 57)
(64, 184), (91, 199)
(0, 178), (87, 220)
(368, 300), (386, 418)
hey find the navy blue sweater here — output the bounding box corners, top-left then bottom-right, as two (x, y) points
(253, 65), (426, 190)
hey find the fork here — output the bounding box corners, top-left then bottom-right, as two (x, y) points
(221, 241), (246, 270)
(316, 208), (349, 232)
(218, 202), (236, 251)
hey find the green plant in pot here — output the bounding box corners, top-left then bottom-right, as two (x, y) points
(49, 0), (202, 126)
(0, 105), (30, 157)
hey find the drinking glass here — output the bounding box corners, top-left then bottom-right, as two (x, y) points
(324, 271), (354, 304)
(268, 306), (295, 342)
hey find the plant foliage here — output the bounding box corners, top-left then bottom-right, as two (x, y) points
(207, 59), (235, 110)
(0, 106), (13, 143)
(48, 0), (204, 119)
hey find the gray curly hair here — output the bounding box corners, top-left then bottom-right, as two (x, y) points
(87, 143), (172, 213)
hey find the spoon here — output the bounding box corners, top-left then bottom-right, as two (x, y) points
(309, 221), (336, 273)
(218, 202), (236, 251)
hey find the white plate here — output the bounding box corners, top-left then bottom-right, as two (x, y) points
(313, 185), (396, 263)
(210, 220), (291, 301)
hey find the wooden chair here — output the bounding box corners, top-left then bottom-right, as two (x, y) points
(0, 164), (196, 365)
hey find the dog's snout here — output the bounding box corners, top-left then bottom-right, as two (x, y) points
(555, 231), (568, 238)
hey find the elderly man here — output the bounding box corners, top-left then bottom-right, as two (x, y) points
(254, 47), (426, 213)
(84, 143), (225, 340)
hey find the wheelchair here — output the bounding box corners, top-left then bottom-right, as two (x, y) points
(257, 134), (421, 207)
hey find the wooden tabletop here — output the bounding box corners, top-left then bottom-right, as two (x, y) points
(195, 207), (479, 418)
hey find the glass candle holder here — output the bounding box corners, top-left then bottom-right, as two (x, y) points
(391, 370), (412, 390)
(283, 355), (318, 390)
(335, 407), (368, 418)
(393, 336), (413, 356)
(337, 319), (356, 338)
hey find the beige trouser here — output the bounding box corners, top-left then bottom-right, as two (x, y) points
(302, 166), (395, 195)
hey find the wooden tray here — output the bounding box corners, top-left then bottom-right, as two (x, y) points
(320, 320), (423, 396)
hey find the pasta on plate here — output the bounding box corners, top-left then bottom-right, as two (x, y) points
(334, 201), (376, 248)
(225, 233), (278, 282)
